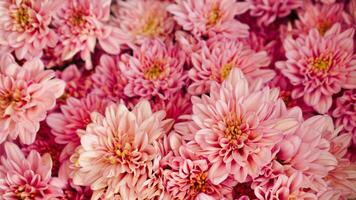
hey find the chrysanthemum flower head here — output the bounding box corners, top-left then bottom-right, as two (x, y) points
(0, 54), (65, 144)
(91, 54), (127, 102)
(73, 100), (173, 199)
(0, 142), (63, 199)
(0, 0), (60, 60)
(167, 0), (249, 39)
(119, 39), (187, 99)
(276, 23), (356, 114)
(190, 68), (301, 184)
(54, 0), (123, 69)
(112, 0), (176, 46)
(188, 38), (275, 95)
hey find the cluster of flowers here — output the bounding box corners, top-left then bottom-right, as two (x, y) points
(0, 0), (355, 199)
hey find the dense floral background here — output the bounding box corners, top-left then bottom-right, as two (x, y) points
(0, 0), (355, 199)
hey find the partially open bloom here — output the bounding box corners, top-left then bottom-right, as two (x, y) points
(167, 0), (249, 39)
(53, 0), (123, 69)
(0, 54), (65, 144)
(188, 38), (275, 95)
(119, 39), (187, 99)
(248, 0), (302, 26)
(0, 0), (59, 60)
(0, 142), (62, 199)
(191, 68), (300, 184)
(276, 24), (356, 113)
(73, 101), (173, 199)
(332, 90), (356, 144)
(46, 94), (111, 151)
(112, 0), (176, 46)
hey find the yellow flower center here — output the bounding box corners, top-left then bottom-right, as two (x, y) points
(70, 12), (86, 27)
(310, 54), (332, 72)
(224, 114), (248, 146)
(220, 62), (234, 80)
(144, 63), (163, 80)
(140, 16), (161, 37)
(12, 7), (31, 29)
(0, 89), (22, 117)
(208, 5), (221, 26)
(15, 184), (36, 200)
(189, 172), (208, 194)
(108, 142), (132, 164)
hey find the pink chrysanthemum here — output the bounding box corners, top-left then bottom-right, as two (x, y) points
(0, 142), (63, 199)
(0, 54), (65, 144)
(276, 24), (356, 114)
(91, 54), (127, 102)
(167, 0), (249, 39)
(276, 116), (338, 191)
(53, 0), (123, 69)
(295, 3), (351, 36)
(248, 0), (302, 26)
(112, 0), (176, 46)
(332, 90), (356, 144)
(46, 94), (111, 152)
(0, 0), (59, 60)
(73, 101), (173, 199)
(57, 64), (93, 100)
(119, 39), (187, 100)
(190, 68), (300, 184)
(188, 38), (275, 95)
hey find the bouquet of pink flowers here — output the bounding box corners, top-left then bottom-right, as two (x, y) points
(0, 0), (355, 199)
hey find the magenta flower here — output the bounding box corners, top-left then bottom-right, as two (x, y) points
(276, 24), (356, 113)
(119, 39), (187, 99)
(190, 68), (300, 184)
(248, 0), (302, 26)
(112, 0), (176, 46)
(0, 54), (65, 144)
(73, 101), (173, 199)
(188, 38), (275, 95)
(46, 94), (111, 151)
(0, 0), (59, 60)
(53, 0), (123, 69)
(167, 0), (249, 39)
(0, 142), (63, 199)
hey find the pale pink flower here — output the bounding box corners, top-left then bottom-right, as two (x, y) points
(254, 172), (317, 200)
(73, 101), (173, 199)
(119, 39), (187, 99)
(332, 90), (356, 144)
(112, 0), (176, 46)
(188, 38), (275, 95)
(191, 68), (300, 184)
(0, 0), (59, 60)
(248, 0), (302, 26)
(276, 24), (356, 114)
(91, 54), (127, 102)
(276, 116), (338, 191)
(0, 54), (65, 144)
(53, 0), (123, 69)
(46, 94), (111, 151)
(0, 142), (63, 199)
(167, 0), (249, 39)
(295, 3), (352, 36)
